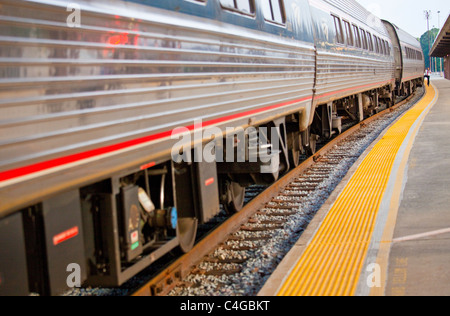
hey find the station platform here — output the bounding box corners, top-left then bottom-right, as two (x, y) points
(259, 78), (450, 296)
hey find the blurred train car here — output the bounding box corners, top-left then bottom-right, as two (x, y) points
(0, 0), (423, 295)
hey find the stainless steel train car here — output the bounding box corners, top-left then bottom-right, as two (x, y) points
(383, 20), (425, 94)
(0, 0), (424, 295)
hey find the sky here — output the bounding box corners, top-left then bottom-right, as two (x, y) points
(356, 0), (450, 38)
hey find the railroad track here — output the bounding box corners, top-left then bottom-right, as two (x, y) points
(128, 89), (423, 297)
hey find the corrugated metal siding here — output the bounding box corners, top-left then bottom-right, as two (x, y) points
(315, 51), (394, 100)
(402, 58), (424, 82)
(0, 0), (315, 173)
(311, 0), (395, 104)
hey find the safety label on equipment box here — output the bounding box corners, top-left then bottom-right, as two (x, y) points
(53, 226), (79, 246)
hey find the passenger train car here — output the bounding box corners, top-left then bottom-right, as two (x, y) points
(0, 0), (424, 295)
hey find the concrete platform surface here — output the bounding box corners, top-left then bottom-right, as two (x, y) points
(385, 78), (450, 296)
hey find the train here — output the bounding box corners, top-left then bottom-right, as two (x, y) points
(0, 0), (424, 295)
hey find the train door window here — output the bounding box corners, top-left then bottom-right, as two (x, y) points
(343, 20), (353, 46)
(220, 0), (255, 14)
(352, 24), (361, 48)
(367, 32), (374, 51)
(261, 0), (286, 24)
(361, 29), (368, 50)
(332, 15), (344, 44)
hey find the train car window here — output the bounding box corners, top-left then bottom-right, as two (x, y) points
(261, 0), (286, 24)
(220, 0), (255, 14)
(343, 20), (353, 46)
(367, 32), (374, 51)
(361, 29), (368, 50)
(332, 15), (345, 44)
(352, 25), (361, 48)
(373, 35), (379, 53)
(383, 40), (387, 55)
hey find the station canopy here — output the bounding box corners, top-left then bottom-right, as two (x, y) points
(431, 14), (450, 57)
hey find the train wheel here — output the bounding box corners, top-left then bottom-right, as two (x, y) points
(288, 131), (302, 168)
(177, 217), (198, 253)
(289, 148), (301, 168)
(222, 181), (246, 214)
(306, 134), (318, 156)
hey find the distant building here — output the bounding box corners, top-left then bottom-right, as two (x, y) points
(430, 15), (450, 80)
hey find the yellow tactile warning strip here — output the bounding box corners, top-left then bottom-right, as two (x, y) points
(277, 84), (437, 296)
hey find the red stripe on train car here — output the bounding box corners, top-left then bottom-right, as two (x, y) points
(0, 96), (313, 183)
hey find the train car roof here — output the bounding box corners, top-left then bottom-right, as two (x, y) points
(322, 0), (389, 37)
(390, 22), (422, 49)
